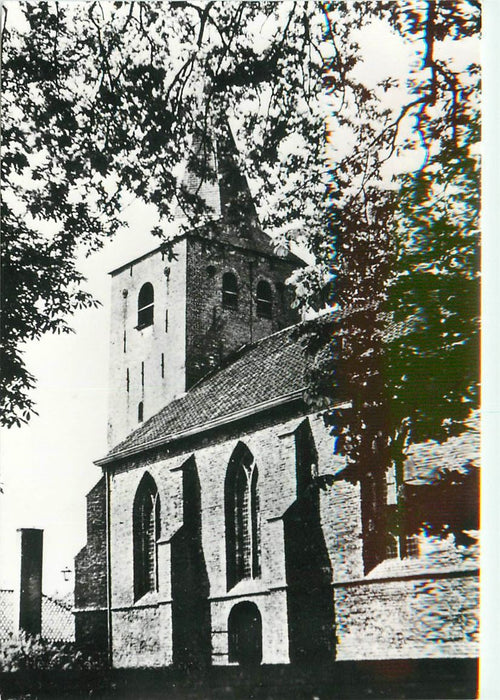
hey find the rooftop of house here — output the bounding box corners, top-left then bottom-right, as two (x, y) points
(0, 589), (74, 642)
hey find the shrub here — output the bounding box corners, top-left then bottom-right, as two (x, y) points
(0, 632), (107, 673)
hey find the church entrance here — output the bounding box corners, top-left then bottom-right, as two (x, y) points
(228, 602), (262, 666)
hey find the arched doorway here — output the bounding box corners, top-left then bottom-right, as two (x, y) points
(228, 602), (262, 666)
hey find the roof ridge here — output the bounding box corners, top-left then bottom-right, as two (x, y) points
(251, 320), (304, 345)
(0, 589), (72, 609)
(103, 320), (310, 461)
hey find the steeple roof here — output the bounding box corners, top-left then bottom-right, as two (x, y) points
(178, 122), (303, 264)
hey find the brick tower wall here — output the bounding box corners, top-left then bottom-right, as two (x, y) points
(185, 236), (300, 389)
(107, 241), (188, 448)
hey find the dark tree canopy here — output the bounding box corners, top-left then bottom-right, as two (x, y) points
(1, 0), (480, 558)
(1, 0), (325, 424)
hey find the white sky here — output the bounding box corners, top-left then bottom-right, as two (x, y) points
(0, 201), (162, 596)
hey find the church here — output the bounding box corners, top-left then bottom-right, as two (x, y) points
(74, 132), (479, 670)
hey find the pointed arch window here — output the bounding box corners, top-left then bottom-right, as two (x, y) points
(256, 280), (272, 319)
(137, 282), (154, 328)
(222, 272), (238, 309)
(225, 443), (261, 590)
(133, 473), (160, 600)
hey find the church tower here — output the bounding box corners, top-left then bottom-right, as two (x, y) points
(107, 128), (303, 448)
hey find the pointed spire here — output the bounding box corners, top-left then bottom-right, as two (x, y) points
(176, 129), (222, 220)
(177, 120), (258, 228)
(176, 115), (302, 263)
(215, 121), (259, 233)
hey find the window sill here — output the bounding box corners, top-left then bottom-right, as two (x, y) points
(133, 590), (159, 607)
(227, 577), (263, 596)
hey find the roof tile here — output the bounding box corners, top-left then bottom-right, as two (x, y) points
(0, 590), (74, 642)
(107, 324), (309, 459)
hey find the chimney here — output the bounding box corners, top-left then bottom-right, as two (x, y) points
(14, 528), (43, 636)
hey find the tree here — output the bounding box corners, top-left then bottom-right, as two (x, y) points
(1, 0), (325, 426)
(1, 2), (480, 565)
(309, 0), (480, 569)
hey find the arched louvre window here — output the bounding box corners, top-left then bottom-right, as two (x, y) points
(225, 443), (261, 590)
(222, 272), (238, 309)
(137, 282), (154, 328)
(133, 473), (160, 600)
(256, 280), (272, 319)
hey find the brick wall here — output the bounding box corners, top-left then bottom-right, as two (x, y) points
(77, 411), (479, 667)
(75, 478), (107, 611)
(334, 573), (479, 660)
(74, 477), (108, 650)
(107, 236), (300, 446)
(185, 236), (300, 388)
(112, 605), (172, 668)
(105, 413), (309, 667)
(107, 241), (188, 448)
(210, 591), (290, 665)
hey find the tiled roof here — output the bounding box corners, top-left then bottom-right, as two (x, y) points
(0, 590), (13, 639)
(101, 311), (479, 470)
(104, 324), (310, 461)
(0, 590), (74, 642)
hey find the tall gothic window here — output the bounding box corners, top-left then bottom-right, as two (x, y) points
(222, 272), (238, 309)
(256, 280), (272, 319)
(137, 282), (154, 328)
(225, 443), (261, 590)
(133, 473), (160, 600)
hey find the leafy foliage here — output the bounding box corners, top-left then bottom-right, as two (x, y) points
(0, 632), (106, 672)
(315, 0), (480, 449)
(316, 0), (480, 567)
(1, 1), (325, 426)
(1, 2), (480, 565)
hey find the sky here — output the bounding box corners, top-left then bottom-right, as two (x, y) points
(0, 201), (163, 596)
(0, 0), (492, 627)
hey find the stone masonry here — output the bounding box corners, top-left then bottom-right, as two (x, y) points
(75, 127), (478, 669)
(76, 408), (479, 667)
